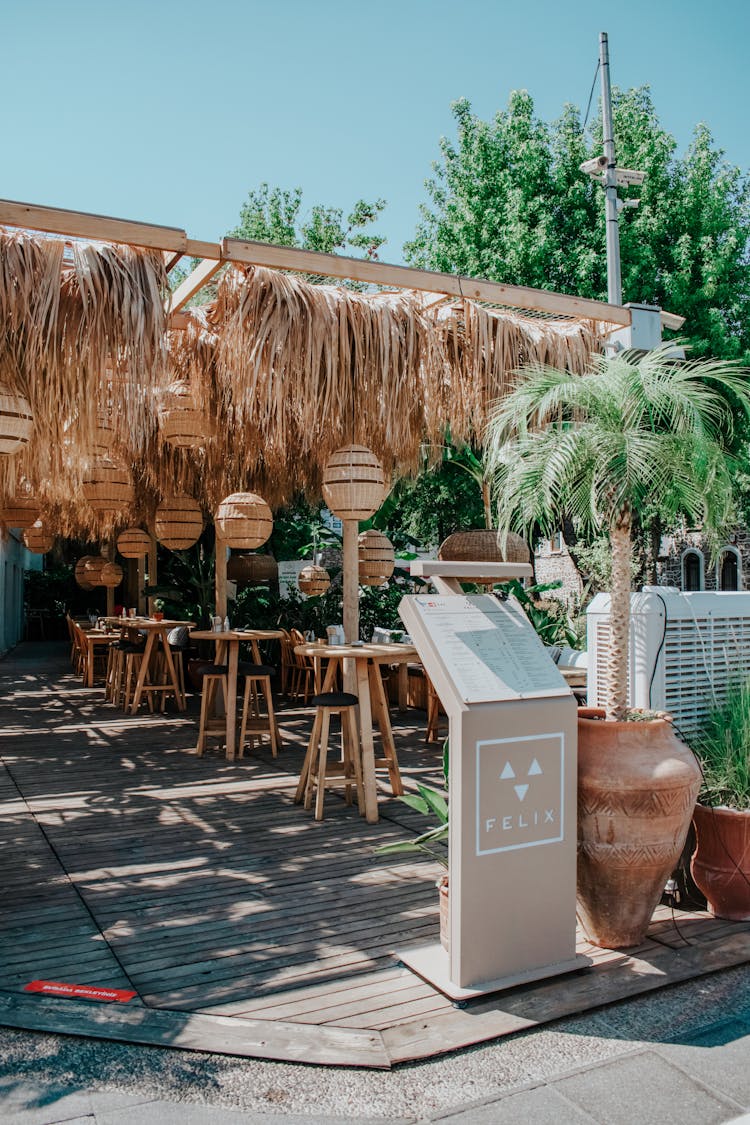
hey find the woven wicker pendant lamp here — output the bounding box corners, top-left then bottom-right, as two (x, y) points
(74, 555), (97, 590)
(22, 521), (54, 554)
(321, 445), (386, 521)
(158, 382), (214, 449)
(438, 529), (531, 565)
(100, 561), (124, 588)
(298, 564), (331, 596)
(0, 491), (40, 529)
(116, 527), (150, 559)
(82, 458), (135, 513)
(155, 496), (203, 551)
(358, 529), (395, 587)
(214, 492), (273, 549)
(0, 385), (33, 456)
(83, 556), (108, 586)
(226, 553), (278, 585)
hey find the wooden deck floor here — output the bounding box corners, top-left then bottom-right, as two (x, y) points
(0, 642), (748, 1068)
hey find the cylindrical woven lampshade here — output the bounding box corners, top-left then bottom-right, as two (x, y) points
(82, 459), (135, 513)
(100, 561), (124, 588)
(0, 385), (33, 456)
(298, 564), (330, 597)
(158, 382), (215, 449)
(117, 527), (151, 559)
(438, 529), (531, 565)
(227, 553), (278, 585)
(74, 555), (97, 590)
(0, 494), (40, 529)
(23, 521), (54, 554)
(92, 423), (116, 453)
(215, 492), (273, 549)
(358, 529), (395, 587)
(322, 445), (386, 521)
(155, 496), (203, 551)
(83, 556), (108, 586)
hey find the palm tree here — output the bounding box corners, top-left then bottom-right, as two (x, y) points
(484, 345), (750, 720)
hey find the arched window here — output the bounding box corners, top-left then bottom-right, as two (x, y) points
(717, 546), (742, 591)
(681, 549), (704, 591)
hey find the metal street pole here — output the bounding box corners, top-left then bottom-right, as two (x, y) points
(599, 31), (622, 306)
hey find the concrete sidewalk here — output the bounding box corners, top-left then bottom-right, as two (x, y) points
(2, 961), (750, 1123)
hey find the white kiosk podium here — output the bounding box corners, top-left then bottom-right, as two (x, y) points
(398, 561), (584, 999)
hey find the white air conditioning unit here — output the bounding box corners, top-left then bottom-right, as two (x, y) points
(587, 588), (750, 740)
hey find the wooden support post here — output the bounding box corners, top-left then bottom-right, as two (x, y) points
(105, 540), (115, 617)
(137, 556), (146, 615)
(342, 520), (359, 644)
(215, 540), (228, 620)
(147, 537), (158, 616)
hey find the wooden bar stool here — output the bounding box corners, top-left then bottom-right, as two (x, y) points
(196, 664), (230, 756)
(295, 691), (363, 821)
(237, 662), (281, 758)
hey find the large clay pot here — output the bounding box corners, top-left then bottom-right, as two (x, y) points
(691, 804), (750, 921)
(577, 708), (701, 948)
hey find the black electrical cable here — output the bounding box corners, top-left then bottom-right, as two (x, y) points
(582, 61), (601, 133)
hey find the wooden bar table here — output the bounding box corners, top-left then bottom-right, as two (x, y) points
(190, 629), (285, 760)
(101, 617), (195, 715)
(79, 627), (121, 688)
(293, 641), (417, 822)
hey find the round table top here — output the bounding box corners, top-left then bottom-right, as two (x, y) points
(294, 641), (417, 661)
(190, 628), (286, 642)
(102, 616), (195, 629)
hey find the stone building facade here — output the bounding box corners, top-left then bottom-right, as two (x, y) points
(533, 531), (584, 607)
(656, 527), (748, 591)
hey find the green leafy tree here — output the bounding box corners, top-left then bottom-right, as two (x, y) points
(228, 183), (387, 259)
(485, 347), (750, 720)
(407, 88), (750, 362)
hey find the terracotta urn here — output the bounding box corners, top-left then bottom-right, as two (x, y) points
(691, 804), (750, 921)
(577, 708), (702, 948)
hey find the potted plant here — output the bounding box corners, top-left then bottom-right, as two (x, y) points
(690, 680), (750, 920)
(377, 745), (450, 948)
(152, 598), (165, 622)
(485, 344), (750, 947)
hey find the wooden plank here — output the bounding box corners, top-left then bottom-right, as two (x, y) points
(0, 198), (188, 253)
(169, 258), (223, 312)
(382, 930), (750, 1065)
(222, 237), (633, 326)
(0, 992), (390, 1069)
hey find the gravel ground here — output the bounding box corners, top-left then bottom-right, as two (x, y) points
(2, 963), (749, 1122)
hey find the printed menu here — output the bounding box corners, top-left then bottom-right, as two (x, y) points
(410, 594), (569, 703)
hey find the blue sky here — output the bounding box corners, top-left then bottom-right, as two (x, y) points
(3, 0), (749, 264)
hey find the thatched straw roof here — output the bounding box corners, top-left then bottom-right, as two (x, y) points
(0, 226), (607, 540)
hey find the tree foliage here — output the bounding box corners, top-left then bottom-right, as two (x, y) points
(406, 88), (750, 361)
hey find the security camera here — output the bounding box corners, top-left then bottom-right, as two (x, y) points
(579, 155), (608, 176)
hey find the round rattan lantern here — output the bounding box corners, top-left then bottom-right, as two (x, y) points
(438, 529), (531, 566)
(298, 564), (331, 597)
(0, 384), (33, 456)
(322, 445), (386, 521)
(83, 556), (108, 586)
(116, 527), (150, 559)
(22, 521), (54, 554)
(82, 459), (135, 513)
(155, 496), (203, 551)
(358, 530), (395, 587)
(215, 492), (273, 549)
(75, 555), (97, 590)
(0, 493), (40, 529)
(100, 561), (124, 589)
(158, 382), (214, 449)
(227, 553), (278, 585)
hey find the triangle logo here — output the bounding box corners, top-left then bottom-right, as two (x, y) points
(514, 783), (529, 802)
(528, 758), (543, 776)
(500, 762), (516, 780)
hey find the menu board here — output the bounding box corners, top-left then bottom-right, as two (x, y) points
(407, 594), (569, 703)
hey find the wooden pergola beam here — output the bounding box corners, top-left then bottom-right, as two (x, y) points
(0, 197), (685, 330)
(222, 237), (632, 327)
(169, 258), (223, 313)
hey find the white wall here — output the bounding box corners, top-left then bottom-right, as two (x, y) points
(0, 528), (41, 655)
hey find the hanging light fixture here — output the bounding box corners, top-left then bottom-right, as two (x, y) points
(215, 492), (273, 549)
(0, 384), (33, 456)
(154, 496), (204, 551)
(322, 445), (386, 520)
(358, 529), (395, 587)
